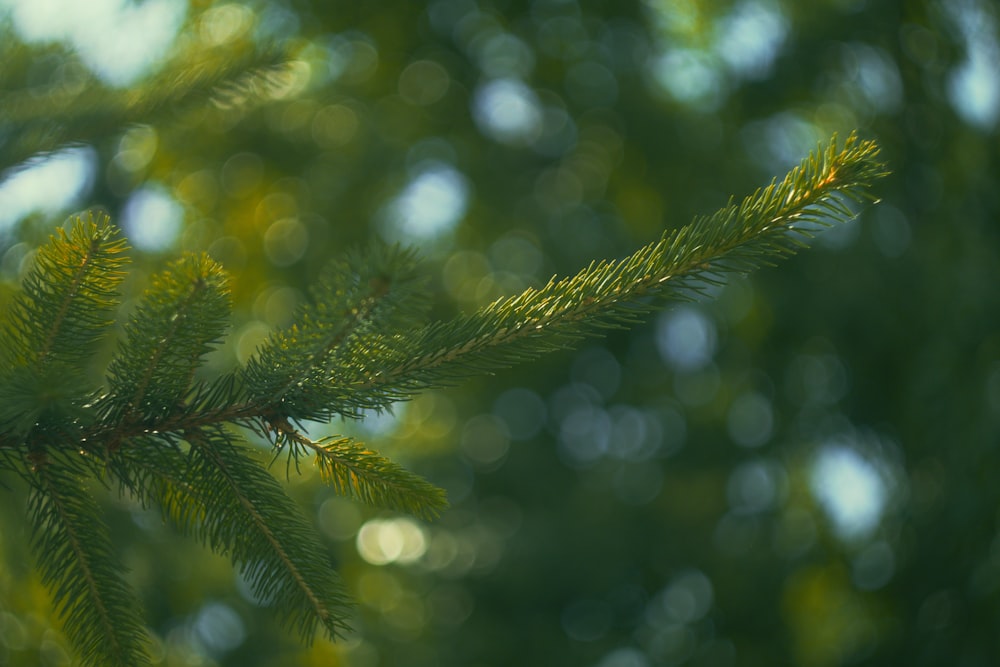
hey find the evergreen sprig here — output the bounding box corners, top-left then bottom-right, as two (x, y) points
(0, 134), (887, 666)
(173, 428), (352, 641)
(285, 433), (449, 520)
(28, 463), (149, 667)
(343, 134), (887, 409)
(0, 214), (127, 437)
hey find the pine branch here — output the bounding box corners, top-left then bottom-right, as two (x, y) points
(0, 132), (887, 665)
(270, 428), (448, 519)
(0, 42), (290, 176)
(164, 428), (353, 640)
(27, 463), (149, 667)
(242, 243), (430, 422)
(341, 134), (887, 406)
(0, 214), (127, 435)
(4, 213), (127, 367)
(110, 430), (353, 640)
(314, 438), (448, 519)
(0, 136), (886, 456)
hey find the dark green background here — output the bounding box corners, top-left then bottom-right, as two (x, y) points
(1, 0), (998, 665)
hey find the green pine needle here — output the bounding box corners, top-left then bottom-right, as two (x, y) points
(28, 464), (149, 667)
(308, 436), (447, 519)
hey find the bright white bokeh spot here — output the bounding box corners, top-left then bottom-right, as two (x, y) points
(945, 0), (1000, 130)
(121, 184), (184, 251)
(809, 444), (887, 541)
(472, 78), (543, 144)
(715, 0), (788, 80)
(656, 307), (717, 371)
(948, 45), (1000, 130)
(356, 517), (428, 566)
(650, 48), (725, 110)
(0, 147), (96, 232)
(850, 44), (904, 114)
(384, 162), (469, 242)
(2, 0), (187, 87)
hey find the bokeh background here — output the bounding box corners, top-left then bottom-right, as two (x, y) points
(1, 0), (999, 665)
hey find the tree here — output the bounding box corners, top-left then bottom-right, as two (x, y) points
(0, 31), (884, 662)
(3, 1), (997, 666)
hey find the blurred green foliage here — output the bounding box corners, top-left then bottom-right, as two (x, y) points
(0, 0), (998, 665)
